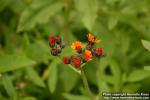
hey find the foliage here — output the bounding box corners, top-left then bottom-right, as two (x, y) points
(142, 40), (150, 70)
(0, 0), (150, 100)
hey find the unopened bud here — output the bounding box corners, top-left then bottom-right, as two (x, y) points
(51, 48), (58, 56)
(55, 35), (61, 44)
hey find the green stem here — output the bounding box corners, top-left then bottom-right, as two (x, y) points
(68, 64), (81, 75)
(81, 67), (94, 100)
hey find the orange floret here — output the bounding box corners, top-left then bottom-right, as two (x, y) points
(84, 50), (93, 61)
(87, 33), (101, 44)
(71, 41), (82, 50)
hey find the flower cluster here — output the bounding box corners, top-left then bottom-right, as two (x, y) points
(62, 55), (82, 68)
(49, 35), (65, 56)
(49, 33), (104, 69)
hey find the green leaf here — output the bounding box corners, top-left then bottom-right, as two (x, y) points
(97, 58), (121, 91)
(142, 40), (150, 52)
(63, 93), (90, 100)
(127, 69), (150, 82)
(25, 67), (45, 88)
(74, 0), (98, 31)
(106, 0), (119, 5)
(21, 97), (36, 100)
(22, 33), (30, 49)
(144, 66), (150, 70)
(122, 83), (141, 92)
(97, 58), (109, 91)
(17, 2), (64, 32)
(2, 74), (16, 99)
(25, 40), (51, 63)
(0, 52), (36, 73)
(58, 64), (79, 92)
(48, 60), (59, 93)
(9, 0), (27, 14)
(108, 58), (121, 91)
(23, 35), (51, 63)
(0, 0), (11, 12)
(108, 16), (118, 30)
(0, 95), (9, 100)
(85, 61), (98, 85)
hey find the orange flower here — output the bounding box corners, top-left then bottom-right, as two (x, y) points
(84, 50), (93, 61)
(71, 41), (82, 50)
(87, 33), (101, 44)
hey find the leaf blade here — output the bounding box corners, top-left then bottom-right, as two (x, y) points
(2, 74), (16, 99)
(17, 2), (64, 32)
(74, 0), (98, 31)
(48, 60), (59, 93)
(127, 69), (150, 82)
(141, 40), (150, 51)
(144, 66), (150, 70)
(25, 67), (45, 88)
(0, 52), (36, 73)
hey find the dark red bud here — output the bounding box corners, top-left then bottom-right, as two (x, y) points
(69, 56), (74, 61)
(62, 57), (70, 64)
(77, 55), (82, 60)
(49, 37), (55, 47)
(96, 48), (103, 57)
(51, 48), (58, 56)
(86, 44), (92, 50)
(76, 46), (82, 54)
(55, 35), (61, 44)
(91, 49), (96, 55)
(92, 48), (103, 57)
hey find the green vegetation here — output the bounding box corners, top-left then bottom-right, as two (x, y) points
(0, 0), (150, 100)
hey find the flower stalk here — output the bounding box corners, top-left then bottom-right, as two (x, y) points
(68, 64), (81, 75)
(81, 67), (94, 100)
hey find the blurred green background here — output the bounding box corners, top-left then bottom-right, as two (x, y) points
(0, 0), (150, 100)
